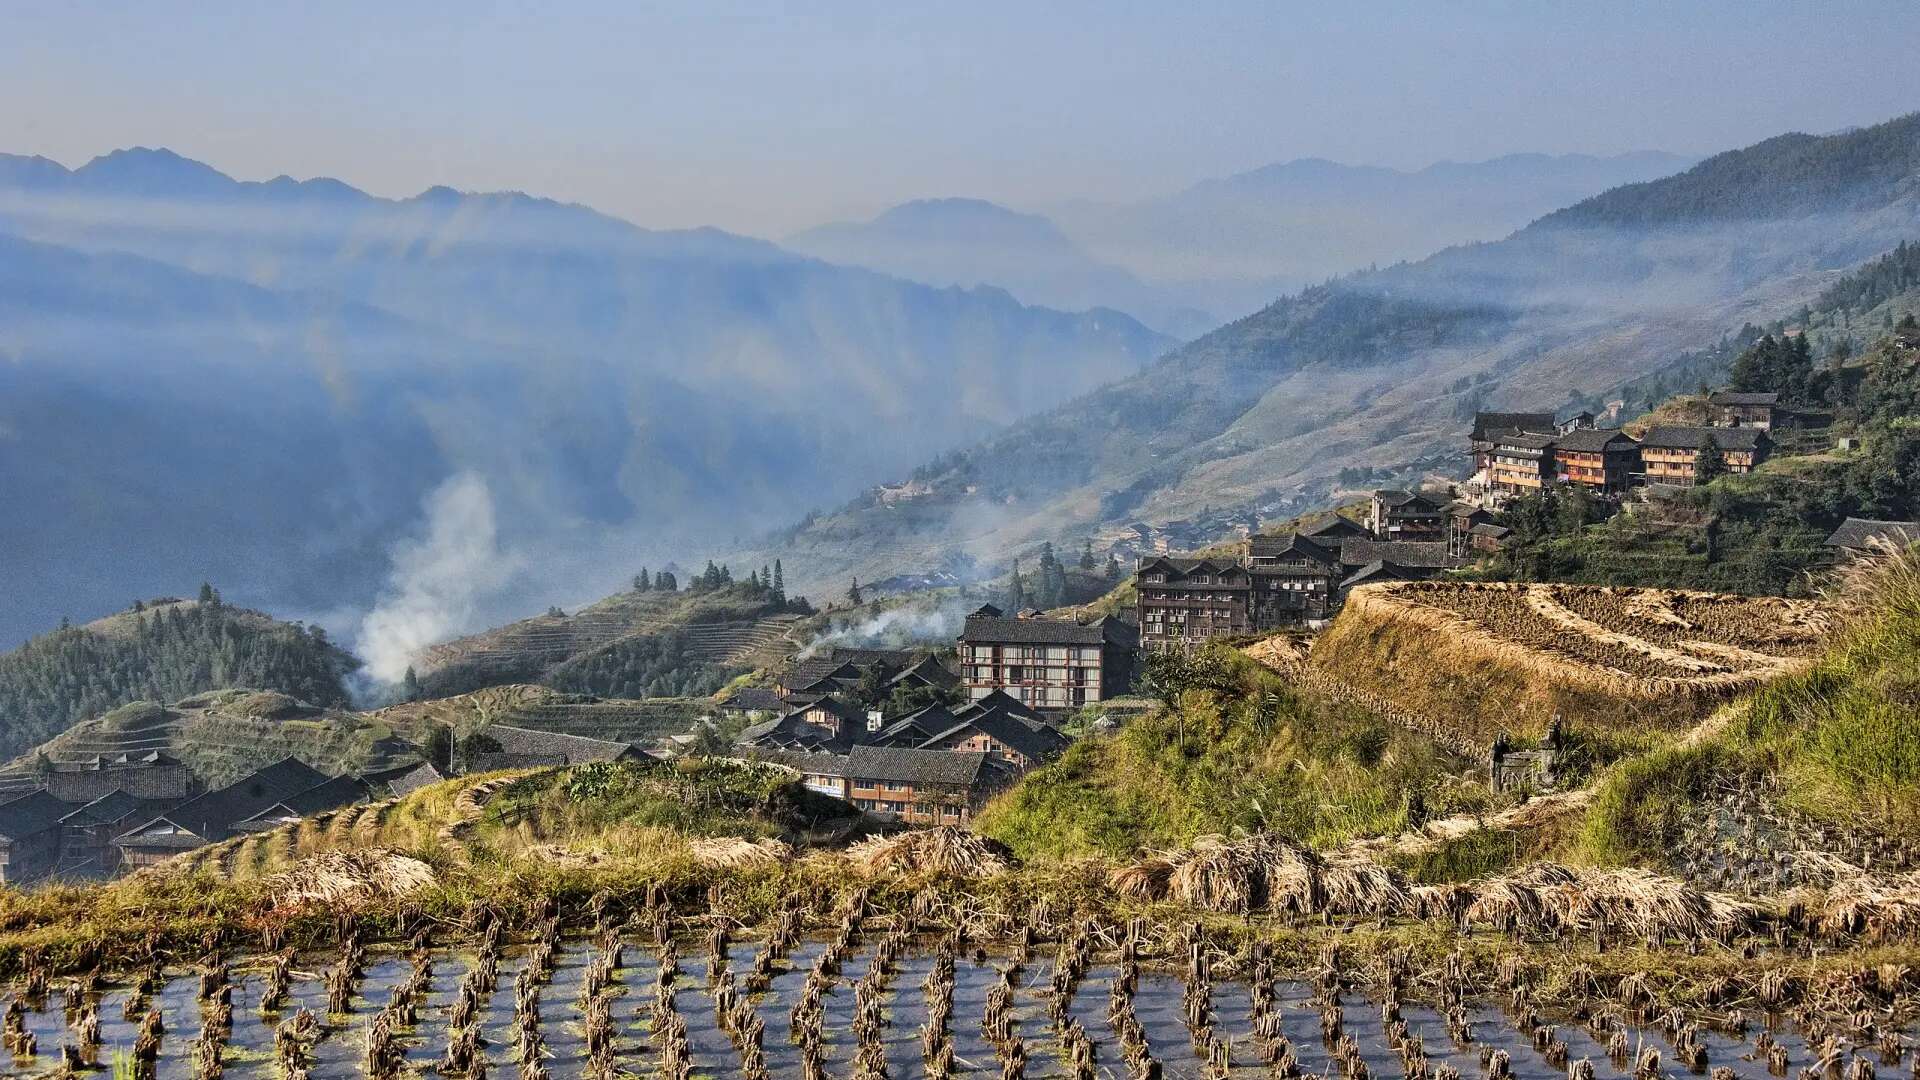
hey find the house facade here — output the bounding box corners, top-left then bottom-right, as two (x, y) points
(1639, 426), (1769, 485)
(1134, 557), (1253, 647)
(1708, 391), (1780, 430)
(1487, 432), (1557, 495)
(1549, 429), (1641, 495)
(1368, 490), (1448, 541)
(1470, 412), (1555, 472)
(957, 607), (1135, 709)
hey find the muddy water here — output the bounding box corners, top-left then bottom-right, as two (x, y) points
(0, 939), (1904, 1078)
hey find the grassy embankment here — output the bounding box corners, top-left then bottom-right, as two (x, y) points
(974, 644), (1484, 862)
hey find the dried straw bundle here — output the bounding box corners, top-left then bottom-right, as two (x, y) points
(688, 837), (792, 869)
(846, 827), (1016, 878)
(262, 850), (435, 909)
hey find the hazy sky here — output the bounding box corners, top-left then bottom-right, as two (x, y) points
(5, 2), (1918, 236)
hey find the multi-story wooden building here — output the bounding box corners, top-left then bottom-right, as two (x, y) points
(1246, 534), (1343, 624)
(957, 607), (1135, 710)
(1134, 557), (1252, 647)
(1708, 391), (1780, 430)
(1549, 428), (1641, 495)
(0, 790), (72, 884)
(842, 747), (1008, 825)
(1368, 490), (1449, 541)
(1470, 412), (1556, 472)
(1638, 426), (1769, 486)
(1487, 432), (1557, 495)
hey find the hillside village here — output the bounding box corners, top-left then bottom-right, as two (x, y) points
(0, 315), (1914, 884)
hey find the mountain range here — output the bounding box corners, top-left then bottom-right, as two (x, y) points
(788, 152), (1695, 334)
(735, 114), (1920, 600)
(0, 149), (1170, 656)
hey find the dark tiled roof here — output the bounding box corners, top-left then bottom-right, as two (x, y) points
(871, 704), (958, 747)
(1373, 489), (1447, 512)
(77, 750), (181, 770)
(918, 710), (1068, 763)
(1340, 561), (1414, 589)
(1498, 432), (1557, 451)
(231, 775), (368, 831)
(1337, 539), (1460, 570)
(487, 724), (643, 764)
(1551, 428), (1636, 452)
(1709, 391), (1780, 406)
(1301, 516), (1372, 540)
(960, 613), (1135, 648)
(387, 762), (446, 798)
(1824, 517), (1920, 550)
(846, 746), (990, 787)
(741, 747), (851, 777)
(1136, 556), (1248, 579)
(1248, 534), (1340, 565)
(1470, 523), (1513, 538)
(58, 790), (146, 828)
(952, 690), (1045, 725)
(887, 654), (959, 690)
(0, 789), (73, 841)
(717, 687), (786, 712)
(124, 757), (331, 845)
(1472, 411), (1555, 441)
(1640, 425), (1768, 451)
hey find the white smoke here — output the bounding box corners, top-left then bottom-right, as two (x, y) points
(355, 472), (523, 685)
(798, 597), (976, 658)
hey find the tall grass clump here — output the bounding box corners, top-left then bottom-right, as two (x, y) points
(1736, 538), (1920, 831)
(1576, 742), (1727, 866)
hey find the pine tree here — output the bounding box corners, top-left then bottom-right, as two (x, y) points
(635, 569), (651, 592)
(1079, 540), (1096, 572)
(1008, 558), (1028, 610)
(773, 560), (785, 592)
(1105, 553), (1122, 583)
(1695, 434), (1729, 484)
(846, 578), (864, 606)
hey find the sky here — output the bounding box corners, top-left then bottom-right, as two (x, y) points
(4, 2), (1919, 237)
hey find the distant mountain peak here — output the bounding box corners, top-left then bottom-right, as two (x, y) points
(74, 146), (237, 196)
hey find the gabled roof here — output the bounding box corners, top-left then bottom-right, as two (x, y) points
(0, 789), (73, 841)
(58, 789), (146, 829)
(1301, 516), (1373, 541)
(128, 757), (331, 844)
(1248, 533), (1340, 566)
(1373, 489), (1448, 512)
(918, 709), (1068, 763)
(1135, 556), (1248, 579)
(1337, 539), (1460, 570)
(1709, 391), (1780, 406)
(487, 724), (643, 764)
(870, 708), (952, 748)
(230, 775), (369, 832)
(742, 747), (851, 777)
(846, 746), (992, 787)
(1472, 411), (1555, 441)
(952, 689), (1045, 726)
(1640, 425), (1768, 451)
(78, 750), (182, 770)
(887, 654), (959, 690)
(960, 612), (1135, 647)
(1470, 523), (1513, 538)
(716, 687), (786, 712)
(1340, 561), (1414, 590)
(1497, 432), (1557, 451)
(1551, 428), (1636, 453)
(1824, 517), (1920, 550)
(387, 762), (446, 798)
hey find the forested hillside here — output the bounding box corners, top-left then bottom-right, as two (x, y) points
(0, 591), (357, 759)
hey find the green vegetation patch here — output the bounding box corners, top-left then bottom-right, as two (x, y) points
(976, 645), (1480, 862)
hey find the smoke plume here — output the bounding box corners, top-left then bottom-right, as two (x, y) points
(355, 472), (523, 685)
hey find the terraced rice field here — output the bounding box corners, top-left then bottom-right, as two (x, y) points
(1309, 582), (1831, 745)
(4, 913), (1908, 1080)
